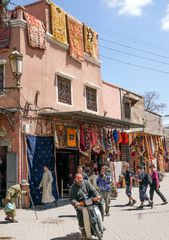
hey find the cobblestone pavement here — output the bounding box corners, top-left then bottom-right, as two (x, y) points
(1, 173), (169, 240)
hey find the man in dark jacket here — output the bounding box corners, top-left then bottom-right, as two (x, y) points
(123, 163), (137, 206)
(69, 173), (101, 237)
(136, 165), (153, 209)
(96, 166), (112, 216)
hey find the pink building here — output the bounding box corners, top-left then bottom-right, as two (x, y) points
(0, 0), (141, 202)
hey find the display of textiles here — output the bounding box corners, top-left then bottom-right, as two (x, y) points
(113, 129), (119, 144)
(67, 127), (77, 148)
(158, 154), (165, 172)
(50, 2), (68, 45)
(0, 26), (10, 49)
(24, 12), (46, 49)
(67, 16), (84, 62)
(83, 24), (98, 59)
(55, 124), (67, 148)
(120, 144), (130, 162)
(114, 161), (123, 182)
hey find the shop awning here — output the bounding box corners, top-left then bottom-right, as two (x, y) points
(39, 110), (144, 129)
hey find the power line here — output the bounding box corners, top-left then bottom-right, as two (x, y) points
(100, 54), (169, 75)
(99, 38), (169, 60)
(99, 45), (169, 66)
(89, 23), (169, 54)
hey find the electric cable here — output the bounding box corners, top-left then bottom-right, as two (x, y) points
(100, 54), (169, 75)
(99, 44), (169, 66)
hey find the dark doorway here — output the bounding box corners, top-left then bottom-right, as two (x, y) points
(0, 146), (7, 205)
(56, 150), (78, 198)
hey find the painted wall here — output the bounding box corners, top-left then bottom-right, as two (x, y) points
(19, 1), (104, 116)
(121, 89), (144, 125)
(144, 110), (163, 136)
(102, 81), (121, 119)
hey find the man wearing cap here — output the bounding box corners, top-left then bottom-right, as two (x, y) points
(4, 179), (29, 222)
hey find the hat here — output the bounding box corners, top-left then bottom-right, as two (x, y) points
(21, 179), (29, 185)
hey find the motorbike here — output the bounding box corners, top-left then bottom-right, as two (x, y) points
(79, 197), (104, 240)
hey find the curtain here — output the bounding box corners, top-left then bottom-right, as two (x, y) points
(26, 135), (58, 205)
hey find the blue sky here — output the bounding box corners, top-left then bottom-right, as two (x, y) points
(12, 0), (169, 115)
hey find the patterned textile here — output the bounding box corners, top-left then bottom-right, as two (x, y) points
(67, 127), (78, 148)
(55, 124), (67, 148)
(50, 2), (67, 45)
(67, 16), (84, 62)
(0, 26), (10, 49)
(24, 12), (46, 50)
(26, 135), (58, 205)
(83, 24), (98, 59)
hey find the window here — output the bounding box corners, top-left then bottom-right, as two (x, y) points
(86, 86), (97, 112)
(124, 101), (131, 119)
(0, 64), (4, 91)
(57, 76), (71, 105)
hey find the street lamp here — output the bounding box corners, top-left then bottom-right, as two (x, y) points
(8, 49), (23, 88)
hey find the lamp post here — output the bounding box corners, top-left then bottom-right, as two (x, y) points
(8, 49), (23, 88)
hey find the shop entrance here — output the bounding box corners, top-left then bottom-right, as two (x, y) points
(0, 146), (7, 205)
(56, 150), (79, 198)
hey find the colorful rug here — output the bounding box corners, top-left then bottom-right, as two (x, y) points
(83, 24), (98, 59)
(67, 16), (84, 62)
(50, 2), (67, 45)
(24, 12), (46, 50)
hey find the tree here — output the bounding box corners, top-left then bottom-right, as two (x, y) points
(143, 91), (167, 114)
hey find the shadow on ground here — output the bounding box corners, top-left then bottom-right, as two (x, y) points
(27, 198), (70, 211)
(50, 232), (81, 240)
(110, 204), (125, 208)
(58, 215), (76, 218)
(0, 221), (12, 224)
(50, 232), (98, 240)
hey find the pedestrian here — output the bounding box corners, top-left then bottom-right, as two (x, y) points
(89, 170), (98, 189)
(149, 164), (168, 205)
(39, 165), (57, 209)
(123, 163), (137, 206)
(97, 166), (112, 216)
(77, 165), (89, 181)
(4, 179), (29, 222)
(136, 165), (153, 209)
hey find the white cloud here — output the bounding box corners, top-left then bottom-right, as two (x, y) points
(161, 4), (169, 31)
(103, 0), (153, 16)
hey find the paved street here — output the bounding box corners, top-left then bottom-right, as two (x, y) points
(1, 174), (169, 240)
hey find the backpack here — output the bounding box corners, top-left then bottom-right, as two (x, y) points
(158, 171), (164, 182)
(146, 173), (152, 185)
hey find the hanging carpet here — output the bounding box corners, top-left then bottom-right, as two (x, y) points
(50, 2), (68, 45)
(24, 12), (46, 49)
(67, 15), (84, 62)
(83, 24), (98, 59)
